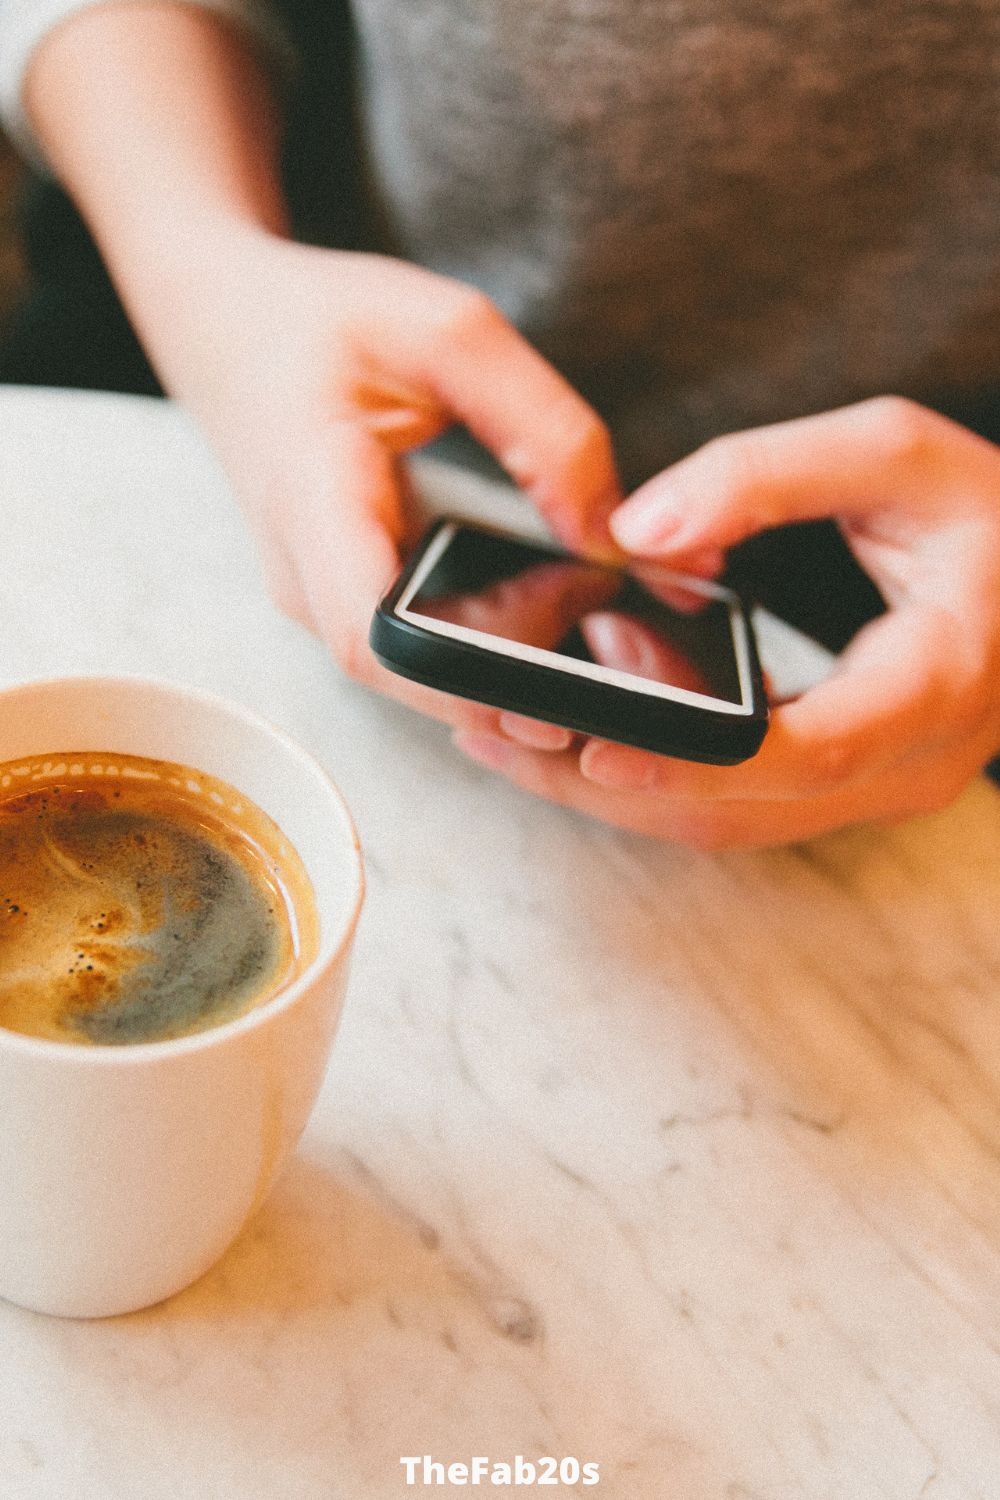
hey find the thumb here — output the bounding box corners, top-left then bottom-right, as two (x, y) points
(609, 398), (967, 558)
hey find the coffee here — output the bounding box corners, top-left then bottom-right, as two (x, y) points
(0, 753), (318, 1045)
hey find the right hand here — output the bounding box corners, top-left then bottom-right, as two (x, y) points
(178, 232), (622, 740)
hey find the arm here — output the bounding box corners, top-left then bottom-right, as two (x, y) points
(24, 4), (288, 398)
(23, 4), (620, 740)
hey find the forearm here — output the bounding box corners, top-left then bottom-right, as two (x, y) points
(23, 3), (289, 397)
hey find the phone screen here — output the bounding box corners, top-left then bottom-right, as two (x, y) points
(397, 524), (748, 708)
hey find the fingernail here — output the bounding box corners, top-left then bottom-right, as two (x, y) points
(499, 713), (572, 750)
(453, 731), (516, 771)
(580, 742), (657, 791)
(610, 493), (683, 551)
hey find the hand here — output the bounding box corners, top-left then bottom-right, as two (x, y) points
(177, 233), (621, 741)
(23, 6), (620, 745)
(455, 398), (1000, 846)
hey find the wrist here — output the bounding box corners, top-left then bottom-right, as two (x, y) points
(114, 217), (293, 401)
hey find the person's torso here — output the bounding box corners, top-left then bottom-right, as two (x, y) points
(342, 0), (1000, 480)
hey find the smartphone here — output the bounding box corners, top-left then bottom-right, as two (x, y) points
(370, 518), (768, 764)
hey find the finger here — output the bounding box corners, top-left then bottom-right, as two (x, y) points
(580, 612), (713, 695)
(609, 398), (984, 557)
(498, 713), (573, 750)
(417, 559), (614, 750)
(394, 459), (435, 553)
(579, 606), (957, 801)
(288, 424), (502, 734)
(347, 374), (449, 455)
(418, 559), (611, 748)
(410, 291), (624, 557)
(630, 558), (722, 614)
(452, 732), (962, 848)
(285, 422), (401, 645)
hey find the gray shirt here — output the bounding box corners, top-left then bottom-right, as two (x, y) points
(3, 0), (999, 484)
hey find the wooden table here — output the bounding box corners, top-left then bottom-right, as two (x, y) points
(1, 386), (999, 1499)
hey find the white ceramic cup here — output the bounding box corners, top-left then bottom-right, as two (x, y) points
(0, 675), (364, 1318)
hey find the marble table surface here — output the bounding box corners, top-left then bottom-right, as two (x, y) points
(1, 385), (1000, 1500)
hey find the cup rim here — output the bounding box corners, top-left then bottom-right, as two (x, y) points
(0, 672), (365, 1064)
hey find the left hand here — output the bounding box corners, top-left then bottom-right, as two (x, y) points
(454, 398), (1000, 848)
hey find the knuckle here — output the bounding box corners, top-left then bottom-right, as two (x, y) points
(857, 395), (940, 464)
(948, 684), (990, 743)
(804, 734), (865, 791)
(434, 286), (506, 351)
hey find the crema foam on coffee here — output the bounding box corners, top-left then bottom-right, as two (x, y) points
(0, 754), (318, 1045)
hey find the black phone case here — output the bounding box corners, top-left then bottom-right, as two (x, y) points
(370, 519), (769, 764)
